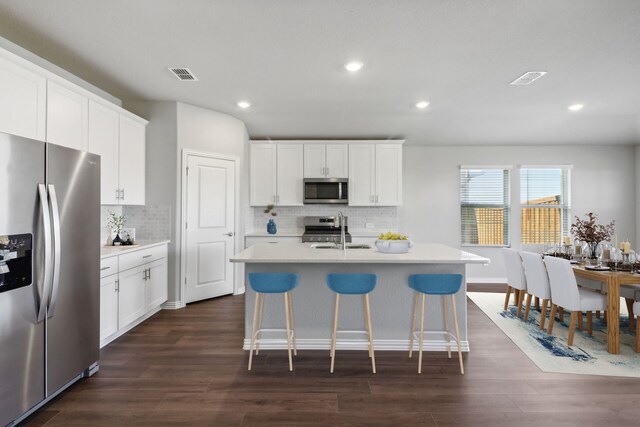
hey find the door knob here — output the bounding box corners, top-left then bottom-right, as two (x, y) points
(224, 232), (234, 237)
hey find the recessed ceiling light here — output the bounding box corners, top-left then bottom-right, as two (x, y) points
(237, 101), (251, 109)
(416, 101), (430, 109)
(568, 104), (584, 111)
(345, 61), (363, 72)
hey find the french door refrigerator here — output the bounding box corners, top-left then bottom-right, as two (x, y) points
(0, 131), (100, 426)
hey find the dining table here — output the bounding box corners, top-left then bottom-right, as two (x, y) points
(572, 266), (639, 354)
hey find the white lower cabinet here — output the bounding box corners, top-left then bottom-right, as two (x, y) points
(245, 236), (302, 248)
(99, 243), (168, 347)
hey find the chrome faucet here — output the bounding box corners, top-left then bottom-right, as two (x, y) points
(338, 211), (346, 252)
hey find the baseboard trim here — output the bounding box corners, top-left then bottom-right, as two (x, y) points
(100, 307), (162, 348)
(242, 338), (470, 352)
(161, 301), (184, 310)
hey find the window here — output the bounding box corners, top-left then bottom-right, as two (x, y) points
(460, 167), (510, 246)
(520, 167), (571, 244)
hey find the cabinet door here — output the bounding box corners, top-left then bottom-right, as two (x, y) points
(0, 55), (46, 140)
(46, 81), (88, 151)
(276, 144), (304, 206)
(88, 101), (120, 204)
(118, 265), (146, 327)
(146, 259), (167, 310)
(250, 144), (277, 206)
(118, 115), (146, 205)
(99, 274), (119, 342)
(375, 144), (402, 206)
(325, 144), (348, 178)
(348, 144), (376, 206)
(303, 144), (326, 178)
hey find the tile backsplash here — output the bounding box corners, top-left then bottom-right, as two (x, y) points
(248, 206), (398, 232)
(100, 205), (171, 244)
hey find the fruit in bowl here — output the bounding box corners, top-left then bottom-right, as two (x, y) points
(375, 232), (413, 253)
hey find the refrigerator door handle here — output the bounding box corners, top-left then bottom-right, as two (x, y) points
(47, 184), (62, 318)
(37, 184), (53, 323)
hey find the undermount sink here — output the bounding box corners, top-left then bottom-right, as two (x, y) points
(310, 243), (371, 250)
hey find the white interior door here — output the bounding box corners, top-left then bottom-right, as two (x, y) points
(185, 154), (235, 303)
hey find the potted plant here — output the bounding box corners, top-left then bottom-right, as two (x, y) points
(106, 211), (126, 246)
(570, 212), (614, 261)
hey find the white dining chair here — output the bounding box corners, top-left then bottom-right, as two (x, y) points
(502, 248), (527, 318)
(634, 301), (640, 352)
(621, 285), (640, 332)
(519, 251), (552, 330)
(544, 256), (607, 346)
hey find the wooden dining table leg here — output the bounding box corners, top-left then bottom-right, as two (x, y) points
(606, 278), (620, 354)
(625, 298), (635, 332)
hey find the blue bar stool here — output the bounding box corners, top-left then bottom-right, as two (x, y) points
(408, 274), (464, 374)
(247, 272), (299, 371)
(326, 273), (377, 374)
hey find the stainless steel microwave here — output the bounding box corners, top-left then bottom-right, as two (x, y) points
(303, 178), (348, 204)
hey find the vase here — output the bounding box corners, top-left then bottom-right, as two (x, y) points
(267, 219), (277, 235)
(113, 233), (123, 246)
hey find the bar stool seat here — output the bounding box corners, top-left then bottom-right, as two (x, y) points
(326, 273), (377, 374)
(247, 272), (299, 372)
(408, 274), (464, 374)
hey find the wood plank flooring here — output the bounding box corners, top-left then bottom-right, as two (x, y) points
(22, 288), (640, 426)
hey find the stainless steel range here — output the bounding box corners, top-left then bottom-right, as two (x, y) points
(302, 216), (352, 243)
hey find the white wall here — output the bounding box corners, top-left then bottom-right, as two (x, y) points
(399, 145), (636, 283)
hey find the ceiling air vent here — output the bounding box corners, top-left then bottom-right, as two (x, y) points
(169, 67), (198, 81)
(510, 71), (547, 85)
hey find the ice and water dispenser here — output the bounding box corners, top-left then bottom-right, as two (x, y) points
(0, 233), (32, 293)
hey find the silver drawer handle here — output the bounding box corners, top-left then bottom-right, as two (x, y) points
(143, 254), (153, 259)
(100, 266), (110, 271)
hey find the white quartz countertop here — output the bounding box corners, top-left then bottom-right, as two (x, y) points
(231, 243), (489, 265)
(101, 239), (170, 259)
(244, 230), (392, 238)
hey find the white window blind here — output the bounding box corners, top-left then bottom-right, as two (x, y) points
(520, 167), (571, 244)
(460, 168), (510, 246)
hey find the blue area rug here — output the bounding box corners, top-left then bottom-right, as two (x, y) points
(469, 292), (640, 377)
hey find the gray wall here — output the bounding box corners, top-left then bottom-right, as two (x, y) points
(399, 145), (637, 282)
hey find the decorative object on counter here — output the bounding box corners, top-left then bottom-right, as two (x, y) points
(267, 218), (277, 235)
(375, 231), (412, 253)
(570, 212), (614, 264)
(263, 204), (277, 216)
(106, 211), (126, 246)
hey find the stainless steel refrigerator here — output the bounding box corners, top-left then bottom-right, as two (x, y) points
(0, 131), (100, 426)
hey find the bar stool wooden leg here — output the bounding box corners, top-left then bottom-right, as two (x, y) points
(363, 297), (371, 358)
(513, 289), (519, 306)
(418, 294), (426, 374)
(255, 293), (264, 355)
(586, 311), (593, 335)
(568, 311), (578, 346)
(287, 292), (297, 355)
(577, 312), (584, 331)
(451, 294), (464, 375)
(596, 310), (601, 319)
(504, 286), (513, 311)
(409, 292), (418, 358)
(364, 294), (376, 374)
(284, 293), (293, 372)
(248, 293), (261, 371)
(516, 291), (525, 318)
(330, 294), (340, 373)
(443, 295), (451, 358)
(523, 293), (533, 320)
(539, 299), (549, 331)
(548, 304), (558, 335)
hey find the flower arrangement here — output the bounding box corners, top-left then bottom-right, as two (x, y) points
(106, 211), (125, 235)
(570, 212), (614, 258)
(263, 204), (277, 217)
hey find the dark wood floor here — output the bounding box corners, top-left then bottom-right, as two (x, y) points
(23, 287), (640, 426)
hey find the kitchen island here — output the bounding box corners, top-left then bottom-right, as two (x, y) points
(231, 243), (489, 352)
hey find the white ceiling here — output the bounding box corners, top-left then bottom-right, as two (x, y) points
(0, 0), (639, 145)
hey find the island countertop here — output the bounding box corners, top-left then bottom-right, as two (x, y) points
(231, 242), (489, 265)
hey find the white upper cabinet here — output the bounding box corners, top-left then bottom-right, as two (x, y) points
(46, 80), (88, 151)
(0, 53), (46, 140)
(349, 143), (402, 206)
(89, 101), (120, 204)
(89, 101), (146, 205)
(250, 143), (304, 206)
(118, 115), (146, 205)
(303, 143), (348, 178)
(250, 144), (277, 206)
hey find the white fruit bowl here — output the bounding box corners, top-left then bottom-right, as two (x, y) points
(375, 239), (413, 254)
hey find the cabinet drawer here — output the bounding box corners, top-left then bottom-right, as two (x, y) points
(119, 244), (168, 272)
(100, 256), (119, 278)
